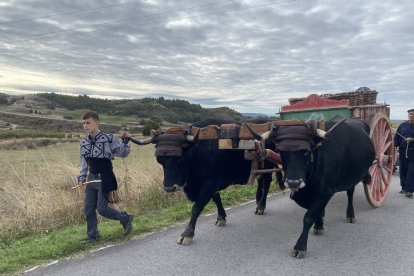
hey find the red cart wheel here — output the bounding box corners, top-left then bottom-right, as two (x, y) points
(364, 113), (394, 207)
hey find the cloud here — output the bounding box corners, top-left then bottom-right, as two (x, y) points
(0, 0), (413, 119)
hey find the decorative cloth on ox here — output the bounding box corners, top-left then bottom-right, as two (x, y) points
(273, 124), (316, 151)
(239, 122), (272, 139)
(154, 133), (189, 156)
(190, 125), (220, 140)
(220, 124), (240, 139)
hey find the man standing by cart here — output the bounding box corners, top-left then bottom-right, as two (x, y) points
(394, 109), (414, 198)
(77, 110), (133, 243)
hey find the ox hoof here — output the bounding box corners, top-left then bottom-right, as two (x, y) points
(255, 208), (265, 215)
(313, 228), (324, 236)
(215, 219), (226, 227)
(346, 217), (356, 223)
(290, 249), (307, 259)
(177, 236), (193, 245)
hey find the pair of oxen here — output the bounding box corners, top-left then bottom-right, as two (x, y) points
(129, 118), (375, 258)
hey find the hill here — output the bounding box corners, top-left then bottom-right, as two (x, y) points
(0, 93), (247, 132)
(41, 93), (246, 122)
(242, 112), (271, 118)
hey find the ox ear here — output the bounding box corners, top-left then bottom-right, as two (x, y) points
(305, 120), (318, 137)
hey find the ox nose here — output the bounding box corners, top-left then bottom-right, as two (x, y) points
(286, 179), (304, 191)
(164, 184), (181, 192)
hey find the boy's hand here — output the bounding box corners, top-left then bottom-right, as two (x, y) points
(121, 131), (131, 144)
(121, 131), (131, 138)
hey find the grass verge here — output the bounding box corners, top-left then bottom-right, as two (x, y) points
(0, 182), (279, 275)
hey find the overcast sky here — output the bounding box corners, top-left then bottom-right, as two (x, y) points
(0, 0), (413, 119)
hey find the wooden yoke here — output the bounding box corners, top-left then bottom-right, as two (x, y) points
(318, 120), (325, 131)
(273, 119), (305, 126)
(190, 125), (219, 140)
(239, 122), (272, 139)
(186, 122), (285, 185)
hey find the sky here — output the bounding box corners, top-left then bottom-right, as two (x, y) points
(0, 0), (413, 119)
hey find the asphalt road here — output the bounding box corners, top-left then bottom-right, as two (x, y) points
(27, 175), (414, 276)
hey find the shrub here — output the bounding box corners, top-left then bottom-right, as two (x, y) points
(0, 93), (8, 105)
(142, 120), (160, 136)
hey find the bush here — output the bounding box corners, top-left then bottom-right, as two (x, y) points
(142, 120), (160, 136)
(0, 93), (8, 105)
(150, 116), (162, 124)
(45, 103), (56, 110)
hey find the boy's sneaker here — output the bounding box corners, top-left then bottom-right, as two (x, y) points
(122, 213), (134, 235)
(406, 192), (413, 198)
(80, 236), (99, 244)
(399, 189), (406, 194)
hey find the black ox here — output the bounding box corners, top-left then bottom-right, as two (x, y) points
(131, 118), (283, 245)
(248, 118), (375, 258)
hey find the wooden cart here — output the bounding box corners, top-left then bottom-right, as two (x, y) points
(279, 89), (394, 207)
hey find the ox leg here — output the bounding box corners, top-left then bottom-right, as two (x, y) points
(177, 188), (214, 245)
(255, 174), (271, 215)
(291, 197), (331, 259)
(346, 187), (356, 223)
(211, 192), (227, 226)
(275, 168), (285, 191)
(313, 208), (325, 235)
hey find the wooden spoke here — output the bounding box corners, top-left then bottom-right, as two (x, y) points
(364, 113), (393, 208)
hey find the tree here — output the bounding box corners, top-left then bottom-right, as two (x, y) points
(0, 94), (7, 105)
(142, 120), (160, 136)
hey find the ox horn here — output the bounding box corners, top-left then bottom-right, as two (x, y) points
(316, 118), (347, 139)
(128, 136), (154, 145)
(316, 129), (328, 138)
(186, 128), (200, 142)
(243, 123), (271, 141)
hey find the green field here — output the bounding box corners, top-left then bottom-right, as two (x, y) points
(0, 129), (67, 139)
(45, 109), (140, 125)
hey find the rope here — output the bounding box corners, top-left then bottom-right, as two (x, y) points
(395, 131), (412, 158)
(71, 180), (101, 189)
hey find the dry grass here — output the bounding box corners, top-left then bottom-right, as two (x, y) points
(0, 142), (175, 240)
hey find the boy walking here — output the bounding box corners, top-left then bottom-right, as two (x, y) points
(77, 111), (133, 243)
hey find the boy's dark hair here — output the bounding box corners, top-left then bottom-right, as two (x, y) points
(82, 111), (99, 121)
